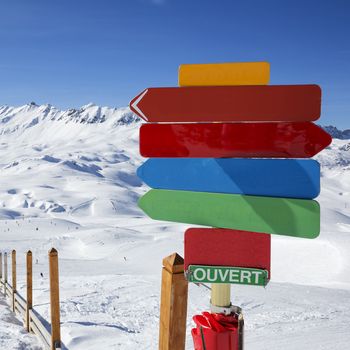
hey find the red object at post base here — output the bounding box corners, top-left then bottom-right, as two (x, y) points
(139, 122), (332, 158)
(185, 228), (271, 278)
(192, 312), (240, 350)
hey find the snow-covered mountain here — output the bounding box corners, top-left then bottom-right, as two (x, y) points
(0, 102), (139, 134)
(0, 103), (350, 350)
(322, 125), (350, 140)
(2, 101), (349, 137)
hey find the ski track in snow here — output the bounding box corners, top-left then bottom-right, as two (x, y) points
(0, 104), (350, 349)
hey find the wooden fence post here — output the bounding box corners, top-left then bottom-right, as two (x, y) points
(49, 248), (61, 350)
(159, 253), (188, 350)
(12, 250), (16, 312)
(26, 250), (33, 332)
(4, 252), (7, 296)
(0, 252), (2, 285)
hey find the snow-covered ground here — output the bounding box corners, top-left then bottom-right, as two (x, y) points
(0, 295), (41, 349)
(0, 103), (350, 349)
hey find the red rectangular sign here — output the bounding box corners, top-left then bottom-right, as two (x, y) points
(184, 228), (271, 277)
(130, 85), (321, 123)
(139, 122), (331, 158)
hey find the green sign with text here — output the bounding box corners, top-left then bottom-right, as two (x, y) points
(187, 265), (269, 286)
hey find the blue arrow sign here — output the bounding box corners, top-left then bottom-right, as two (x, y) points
(137, 158), (320, 199)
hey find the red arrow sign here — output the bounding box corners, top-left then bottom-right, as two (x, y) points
(130, 85), (321, 122)
(139, 122), (332, 158)
(184, 228), (271, 277)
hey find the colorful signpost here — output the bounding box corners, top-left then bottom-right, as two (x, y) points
(130, 85), (321, 122)
(178, 61), (270, 86)
(184, 229), (270, 269)
(188, 265), (268, 286)
(137, 158), (321, 199)
(139, 189), (320, 238)
(139, 122), (331, 158)
(131, 61), (331, 350)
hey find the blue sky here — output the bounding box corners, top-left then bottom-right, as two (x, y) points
(0, 0), (349, 127)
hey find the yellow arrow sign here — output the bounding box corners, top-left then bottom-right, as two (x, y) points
(178, 61), (270, 86)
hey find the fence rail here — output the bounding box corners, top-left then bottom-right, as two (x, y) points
(0, 249), (61, 350)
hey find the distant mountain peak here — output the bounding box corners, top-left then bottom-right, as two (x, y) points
(82, 102), (96, 108)
(1, 103), (348, 139)
(0, 103), (141, 136)
(322, 125), (350, 140)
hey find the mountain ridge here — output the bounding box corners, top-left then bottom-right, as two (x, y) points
(1, 103), (349, 138)
(0, 103), (139, 136)
(322, 125), (350, 140)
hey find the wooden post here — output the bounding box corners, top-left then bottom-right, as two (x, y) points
(0, 252), (2, 285)
(159, 253), (188, 350)
(12, 250), (16, 312)
(4, 252), (7, 296)
(211, 284), (231, 308)
(49, 248), (61, 350)
(26, 251), (33, 332)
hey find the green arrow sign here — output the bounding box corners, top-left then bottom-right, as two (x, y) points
(187, 265), (269, 286)
(138, 189), (320, 238)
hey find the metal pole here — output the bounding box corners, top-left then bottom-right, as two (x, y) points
(211, 284), (231, 310)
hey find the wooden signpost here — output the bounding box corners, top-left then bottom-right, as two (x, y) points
(131, 60), (331, 350)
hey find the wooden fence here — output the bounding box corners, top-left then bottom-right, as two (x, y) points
(0, 248), (61, 350)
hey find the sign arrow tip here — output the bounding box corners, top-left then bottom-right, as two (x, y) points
(129, 89), (149, 121)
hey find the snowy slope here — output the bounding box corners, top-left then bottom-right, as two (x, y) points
(0, 104), (350, 349)
(0, 295), (41, 349)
